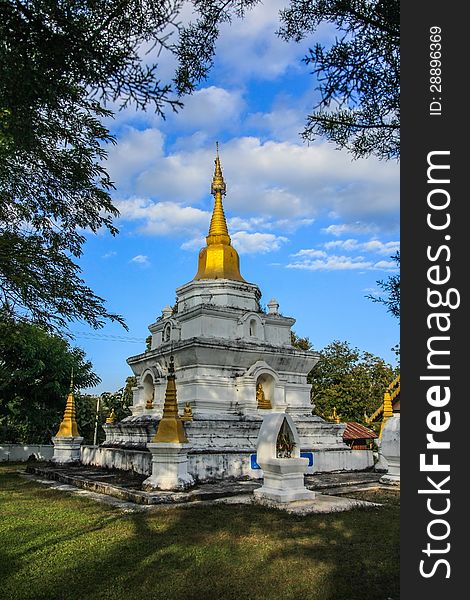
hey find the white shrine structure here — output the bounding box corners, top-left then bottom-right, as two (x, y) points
(81, 149), (372, 480)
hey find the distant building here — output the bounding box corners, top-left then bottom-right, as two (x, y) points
(343, 422), (378, 450)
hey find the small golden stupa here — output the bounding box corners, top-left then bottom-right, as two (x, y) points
(55, 370), (80, 438)
(152, 356), (188, 444)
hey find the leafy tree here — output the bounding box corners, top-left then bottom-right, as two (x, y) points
(0, 0), (255, 330)
(75, 376), (135, 444)
(366, 250), (400, 320)
(100, 376), (135, 422)
(177, 1), (399, 160)
(309, 340), (397, 422)
(75, 393), (104, 445)
(0, 318), (99, 443)
(278, 0), (400, 159)
(291, 330), (313, 351)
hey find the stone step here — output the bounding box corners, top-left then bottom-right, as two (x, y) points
(26, 464), (258, 505)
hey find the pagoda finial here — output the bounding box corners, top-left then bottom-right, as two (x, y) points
(193, 145), (245, 282)
(208, 143), (229, 242)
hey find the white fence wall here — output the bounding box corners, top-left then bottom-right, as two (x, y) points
(0, 444), (54, 462)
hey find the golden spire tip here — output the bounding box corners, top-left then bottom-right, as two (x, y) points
(192, 144), (245, 282)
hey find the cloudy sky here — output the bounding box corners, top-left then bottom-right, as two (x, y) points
(72, 1), (399, 393)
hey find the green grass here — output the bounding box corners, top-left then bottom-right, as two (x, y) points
(0, 464), (399, 600)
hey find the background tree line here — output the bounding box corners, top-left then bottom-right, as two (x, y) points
(291, 333), (398, 425)
(0, 318), (134, 444)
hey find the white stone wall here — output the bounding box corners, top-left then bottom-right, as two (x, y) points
(81, 445), (152, 474)
(80, 443), (373, 479)
(176, 279), (261, 312)
(0, 444), (54, 462)
(313, 448), (374, 472)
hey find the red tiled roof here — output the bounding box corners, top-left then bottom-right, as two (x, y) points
(343, 422), (378, 440)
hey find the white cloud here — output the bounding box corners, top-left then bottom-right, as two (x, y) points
(130, 254), (151, 267)
(287, 255), (373, 271)
(181, 231), (288, 255)
(102, 251), (117, 259)
(106, 128), (165, 194)
(324, 239), (400, 255)
(373, 260), (399, 270)
(107, 135), (398, 227)
(291, 249), (327, 259)
(289, 236), (400, 272)
(231, 231), (288, 254)
(180, 236), (206, 251)
(115, 198), (210, 236)
(286, 250), (400, 272)
(246, 105), (305, 143)
(322, 222), (382, 236)
(228, 215), (313, 234)
(210, 0), (335, 84)
(168, 86), (245, 133)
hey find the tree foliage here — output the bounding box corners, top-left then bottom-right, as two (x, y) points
(1, 1), (195, 329)
(100, 376), (135, 422)
(75, 393), (103, 445)
(176, 1), (399, 160)
(309, 340), (397, 422)
(0, 318), (99, 443)
(77, 376), (135, 444)
(278, 0), (400, 159)
(366, 250), (400, 320)
(291, 330), (313, 351)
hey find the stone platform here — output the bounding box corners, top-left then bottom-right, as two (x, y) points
(25, 463), (383, 512)
(82, 414), (373, 480)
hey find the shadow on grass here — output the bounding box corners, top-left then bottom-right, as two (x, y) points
(0, 468), (399, 600)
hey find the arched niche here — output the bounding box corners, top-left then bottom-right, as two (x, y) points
(249, 318), (257, 337)
(276, 418), (296, 458)
(163, 322), (171, 342)
(256, 372), (274, 409)
(142, 372), (155, 406)
(161, 318), (181, 344)
(237, 312), (265, 341)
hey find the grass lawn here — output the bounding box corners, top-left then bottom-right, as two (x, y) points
(0, 464), (399, 600)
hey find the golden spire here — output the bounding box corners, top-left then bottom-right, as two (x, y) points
(55, 369), (80, 437)
(152, 357), (188, 443)
(379, 389), (394, 438)
(193, 144), (245, 282)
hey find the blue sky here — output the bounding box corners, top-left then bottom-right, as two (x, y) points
(70, 1), (399, 393)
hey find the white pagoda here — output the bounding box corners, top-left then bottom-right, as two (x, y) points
(82, 149), (372, 480)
